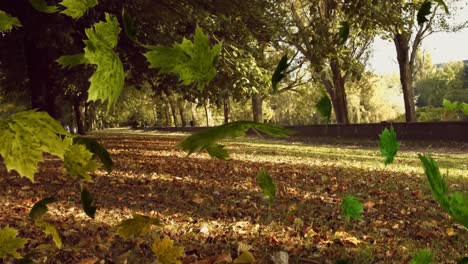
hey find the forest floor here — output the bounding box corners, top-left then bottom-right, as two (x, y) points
(0, 129), (467, 263)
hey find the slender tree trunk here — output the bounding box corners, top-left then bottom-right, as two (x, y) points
(72, 97), (85, 135)
(394, 33), (417, 122)
(223, 96), (230, 124)
(167, 94), (179, 127)
(252, 93), (263, 123)
(164, 101), (171, 127)
(190, 102), (198, 127)
(178, 100), (187, 127)
(204, 98), (214, 126)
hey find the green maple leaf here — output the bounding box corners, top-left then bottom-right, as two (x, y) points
(419, 154), (468, 227)
(316, 94), (332, 124)
(378, 127), (400, 166)
(179, 121), (293, 160)
(35, 220), (62, 249)
(341, 195), (363, 221)
(271, 55), (290, 93)
(73, 137), (113, 173)
(59, 0), (98, 19)
(0, 111), (71, 181)
(29, 0), (59, 13)
(410, 249), (434, 264)
(64, 144), (101, 182)
(81, 188), (97, 219)
(82, 13), (124, 110)
(145, 26), (221, 90)
(152, 237), (185, 264)
(0, 226), (28, 259)
(56, 53), (89, 69)
(29, 197), (57, 221)
(256, 169), (276, 204)
(115, 214), (160, 239)
(0, 10), (22, 32)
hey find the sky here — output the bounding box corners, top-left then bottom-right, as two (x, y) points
(369, 4), (468, 74)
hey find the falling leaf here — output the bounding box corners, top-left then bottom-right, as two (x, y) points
(81, 188), (97, 219)
(29, 0), (59, 14)
(0, 10), (22, 32)
(378, 127), (400, 166)
(341, 195), (363, 221)
(151, 237), (185, 264)
(35, 220), (62, 249)
(59, 0), (98, 19)
(316, 94), (332, 124)
(410, 249), (434, 264)
(233, 251), (255, 264)
(122, 8), (137, 42)
(0, 226), (28, 259)
(29, 197), (57, 220)
(56, 53), (89, 69)
(271, 55), (290, 93)
(338, 21), (350, 45)
(73, 137), (113, 173)
(64, 144), (101, 182)
(115, 214), (160, 239)
(257, 169), (276, 204)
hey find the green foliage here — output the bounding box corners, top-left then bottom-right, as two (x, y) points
(35, 220), (62, 249)
(73, 137), (113, 173)
(29, 197), (57, 221)
(122, 9), (137, 43)
(378, 127), (400, 166)
(115, 214), (160, 239)
(418, 154), (468, 227)
(410, 249), (434, 264)
(0, 10), (21, 32)
(256, 169), (276, 204)
(60, 0), (98, 19)
(341, 195), (363, 221)
(316, 95), (332, 124)
(443, 99), (468, 115)
(81, 188), (97, 219)
(338, 21), (350, 45)
(0, 226), (28, 259)
(458, 257), (468, 264)
(152, 237), (185, 264)
(0, 111), (70, 181)
(205, 144), (229, 160)
(271, 55), (290, 93)
(179, 121), (293, 159)
(29, 0), (59, 14)
(56, 53), (89, 69)
(144, 26), (222, 90)
(83, 13), (124, 110)
(417, 0), (449, 25)
(64, 144), (101, 182)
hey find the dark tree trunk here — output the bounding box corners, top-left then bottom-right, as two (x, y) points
(252, 93), (263, 123)
(394, 33), (417, 122)
(178, 100), (187, 127)
(164, 102), (171, 127)
(190, 102), (198, 127)
(72, 97), (85, 135)
(223, 96), (230, 124)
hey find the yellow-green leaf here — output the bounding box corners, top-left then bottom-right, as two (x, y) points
(29, 197), (57, 221)
(115, 214), (160, 239)
(0, 226), (28, 259)
(35, 220), (62, 249)
(64, 144), (101, 182)
(59, 0), (98, 19)
(233, 251), (255, 264)
(0, 10), (22, 32)
(152, 237), (185, 264)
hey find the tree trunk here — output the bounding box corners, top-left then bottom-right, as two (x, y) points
(203, 98), (214, 126)
(178, 100), (187, 127)
(190, 102), (198, 127)
(394, 33), (417, 122)
(164, 101), (172, 127)
(252, 93), (263, 123)
(332, 76), (349, 124)
(72, 97), (85, 135)
(223, 96), (230, 124)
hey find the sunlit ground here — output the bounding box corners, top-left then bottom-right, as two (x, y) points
(0, 129), (466, 263)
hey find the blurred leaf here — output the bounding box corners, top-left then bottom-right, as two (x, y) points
(378, 127), (400, 166)
(152, 237), (185, 264)
(435, 0), (449, 13)
(115, 214), (160, 239)
(180, 121), (293, 160)
(73, 137), (113, 173)
(417, 1), (433, 25)
(81, 188), (97, 219)
(205, 144), (230, 160)
(233, 251), (255, 264)
(35, 220), (62, 249)
(0, 10), (22, 32)
(316, 95), (332, 124)
(59, 0), (98, 19)
(341, 195), (363, 221)
(29, 197), (57, 221)
(419, 154), (468, 227)
(122, 8), (137, 42)
(0, 226), (28, 259)
(145, 26), (221, 90)
(410, 249), (433, 264)
(56, 53), (89, 69)
(0, 111), (70, 181)
(271, 55), (290, 93)
(29, 0), (59, 13)
(256, 169), (276, 204)
(338, 21), (350, 45)
(64, 144), (101, 182)
(458, 257), (468, 264)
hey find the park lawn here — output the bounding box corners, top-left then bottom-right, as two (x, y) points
(0, 131), (466, 263)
